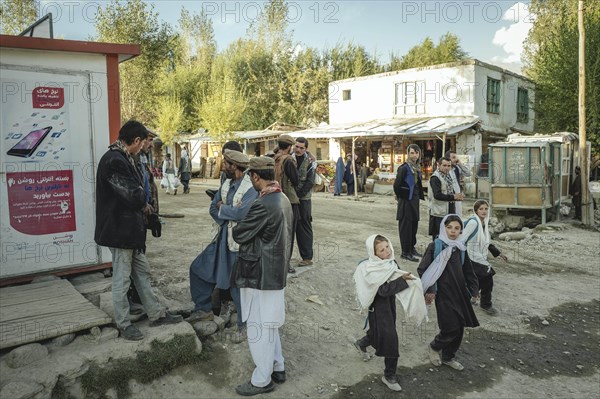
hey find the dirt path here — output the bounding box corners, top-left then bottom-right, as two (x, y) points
(136, 178), (600, 398)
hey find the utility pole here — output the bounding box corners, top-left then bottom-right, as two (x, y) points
(578, 0), (591, 225)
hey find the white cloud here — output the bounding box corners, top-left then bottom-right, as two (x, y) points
(492, 2), (534, 69)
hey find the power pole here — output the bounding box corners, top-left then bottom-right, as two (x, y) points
(578, 0), (591, 225)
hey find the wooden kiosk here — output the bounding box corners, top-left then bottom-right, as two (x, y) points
(488, 133), (579, 224)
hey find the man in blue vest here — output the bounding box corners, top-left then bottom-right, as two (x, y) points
(394, 144), (425, 262)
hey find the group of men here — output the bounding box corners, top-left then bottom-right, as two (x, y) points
(394, 147), (471, 261)
(95, 122), (300, 396)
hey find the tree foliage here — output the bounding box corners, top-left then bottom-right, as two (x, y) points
(155, 96), (184, 145)
(388, 33), (468, 71)
(95, 0), (174, 124)
(92, 0), (472, 141)
(523, 0), (600, 151)
(0, 0), (38, 35)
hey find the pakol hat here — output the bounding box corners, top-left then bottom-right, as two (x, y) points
(278, 134), (295, 145)
(248, 156), (275, 170)
(224, 149), (249, 167)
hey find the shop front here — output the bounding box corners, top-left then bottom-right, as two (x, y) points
(291, 115), (481, 194)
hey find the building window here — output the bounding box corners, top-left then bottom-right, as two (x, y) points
(486, 77), (501, 114)
(394, 81), (425, 115)
(517, 87), (529, 123)
(343, 89), (351, 101)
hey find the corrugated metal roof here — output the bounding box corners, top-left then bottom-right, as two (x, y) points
(289, 115), (480, 139)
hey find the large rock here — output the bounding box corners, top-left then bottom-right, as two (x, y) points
(1, 323), (201, 399)
(49, 333), (76, 347)
(499, 231), (528, 241)
(502, 215), (525, 230)
(6, 343), (48, 368)
(0, 380), (44, 399)
(191, 320), (218, 336)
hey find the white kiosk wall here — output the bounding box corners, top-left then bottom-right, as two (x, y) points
(1, 64), (107, 278)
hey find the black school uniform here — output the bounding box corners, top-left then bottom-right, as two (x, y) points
(418, 242), (479, 361)
(357, 276), (409, 379)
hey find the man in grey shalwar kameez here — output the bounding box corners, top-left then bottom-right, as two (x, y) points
(188, 150), (258, 328)
(231, 156), (292, 396)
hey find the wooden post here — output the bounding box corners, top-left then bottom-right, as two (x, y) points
(579, 0), (591, 225)
(442, 132), (447, 156)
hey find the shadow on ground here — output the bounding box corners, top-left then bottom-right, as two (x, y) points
(333, 300), (599, 399)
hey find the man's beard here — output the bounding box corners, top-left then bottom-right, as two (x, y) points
(224, 169), (234, 179)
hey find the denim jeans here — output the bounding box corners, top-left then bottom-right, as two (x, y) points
(110, 248), (163, 329)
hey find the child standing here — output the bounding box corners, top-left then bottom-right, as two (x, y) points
(354, 235), (427, 391)
(418, 215), (480, 371)
(461, 200), (508, 315)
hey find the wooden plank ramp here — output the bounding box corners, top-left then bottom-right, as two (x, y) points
(0, 279), (112, 350)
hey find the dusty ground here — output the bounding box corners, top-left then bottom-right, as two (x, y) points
(136, 178), (600, 399)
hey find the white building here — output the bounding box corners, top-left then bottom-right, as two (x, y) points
(296, 59), (535, 190)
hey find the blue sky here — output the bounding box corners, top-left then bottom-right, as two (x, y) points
(42, 1), (532, 73)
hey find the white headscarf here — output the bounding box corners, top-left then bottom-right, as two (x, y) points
(462, 200), (492, 267)
(354, 234), (428, 325)
(420, 214), (467, 292)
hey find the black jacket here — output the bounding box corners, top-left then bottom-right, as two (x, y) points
(94, 147), (147, 249)
(231, 190), (293, 290)
(367, 276), (409, 358)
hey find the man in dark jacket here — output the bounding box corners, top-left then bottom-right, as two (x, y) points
(95, 120), (182, 341)
(274, 134), (299, 273)
(292, 137), (316, 267)
(394, 144), (424, 262)
(231, 156), (292, 396)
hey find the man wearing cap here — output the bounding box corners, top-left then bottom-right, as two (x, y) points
(188, 149), (258, 332)
(274, 134), (299, 273)
(231, 156), (292, 396)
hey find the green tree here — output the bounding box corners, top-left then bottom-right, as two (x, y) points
(388, 33), (468, 71)
(95, 0), (174, 124)
(195, 73), (247, 142)
(0, 0), (38, 35)
(276, 46), (330, 126)
(155, 96), (184, 145)
(178, 7), (216, 67)
(325, 42), (382, 81)
(523, 0), (600, 150)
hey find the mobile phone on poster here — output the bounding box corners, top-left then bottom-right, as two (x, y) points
(6, 126), (53, 158)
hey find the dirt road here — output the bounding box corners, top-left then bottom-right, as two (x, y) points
(136, 178), (600, 398)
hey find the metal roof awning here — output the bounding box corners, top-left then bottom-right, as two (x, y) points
(289, 115), (480, 139)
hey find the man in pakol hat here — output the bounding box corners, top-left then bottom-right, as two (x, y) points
(188, 149), (258, 336)
(231, 156), (292, 396)
(274, 134), (299, 273)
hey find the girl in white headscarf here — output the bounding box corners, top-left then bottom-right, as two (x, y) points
(353, 234), (427, 392)
(418, 214), (480, 372)
(461, 200), (508, 315)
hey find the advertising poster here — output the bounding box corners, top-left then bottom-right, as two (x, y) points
(1, 69), (98, 278)
(6, 170), (76, 235)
